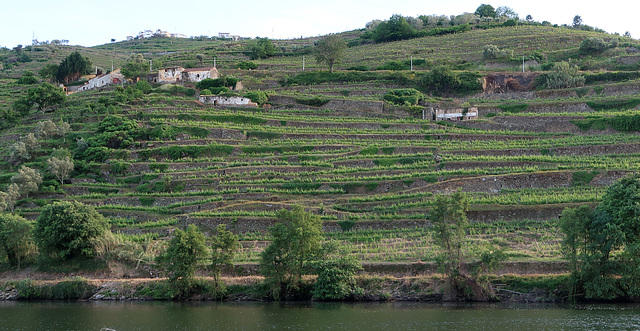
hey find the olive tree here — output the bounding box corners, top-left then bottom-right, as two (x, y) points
(34, 201), (109, 260)
(11, 166), (42, 198)
(47, 149), (74, 185)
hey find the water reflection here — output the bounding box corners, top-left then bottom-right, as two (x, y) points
(0, 301), (639, 330)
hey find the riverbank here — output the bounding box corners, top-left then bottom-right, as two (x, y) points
(0, 273), (569, 303)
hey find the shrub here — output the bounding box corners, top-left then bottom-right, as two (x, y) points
(294, 96), (330, 107)
(580, 37), (607, 54)
(545, 62), (585, 89)
(244, 90), (269, 105)
(236, 61), (258, 70)
(34, 201), (110, 260)
(383, 88), (422, 106)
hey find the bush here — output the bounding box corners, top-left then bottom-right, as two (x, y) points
(294, 96), (330, 107)
(244, 90), (269, 106)
(34, 201), (110, 260)
(580, 37), (607, 54)
(545, 62), (585, 89)
(236, 61), (258, 70)
(383, 88), (422, 106)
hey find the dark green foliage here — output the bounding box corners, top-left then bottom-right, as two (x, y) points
(498, 103), (529, 113)
(17, 278), (96, 300)
(584, 72), (640, 84)
(16, 72), (39, 85)
(260, 205), (323, 300)
(210, 224), (239, 293)
(475, 4), (496, 18)
(560, 175), (640, 300)
(157, 224), (208, 297)
(109, 162), (130, 175)
(200, 115), (267, 125)
(311, 241), (362, 300)
(241, 145), (314, 154)
(245, 131), (282, 140)
(149, 163), (169, 172)
(56, 51), (92, 84)
(580, 37), (607, 54)
(244, 91), (268, 106)
(572, 171), (599, 186)
(372, 14), (417, 43)
(383, 88), (422, 106)
(337, 220), (356, 232)
(294, 96), (330, 107)
(140, 144), (233, 160)
(13, 82), (66, 114)
(420, 66), (482, 95)
(139, 197), (156, 207)
(247, 38), (277, 59)
(34, 201), (109, 260)
(0, 213), (35, 269)
(359, 147), (379, 155)
(573, 114), (640, 132)
(236, 61), (258, 70)
(195, 77), (238, 90)
(586, 98), (640, 111)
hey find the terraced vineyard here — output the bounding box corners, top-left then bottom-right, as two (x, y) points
(2, 23), (640, 274)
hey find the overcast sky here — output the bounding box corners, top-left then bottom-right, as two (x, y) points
(2, 0), (637, 48)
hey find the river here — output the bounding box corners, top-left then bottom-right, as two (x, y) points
(0, 301), (639, 330)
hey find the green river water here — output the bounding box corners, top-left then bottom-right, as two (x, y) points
(0, 301), (638, 330)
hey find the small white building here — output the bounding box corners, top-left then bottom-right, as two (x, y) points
(218, 32), (231, 38)
(72, 69), (124, 93)
(199, 95), (257, 107)
(434, 107), (478, 121)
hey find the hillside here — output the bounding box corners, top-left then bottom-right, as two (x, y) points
(1, 23), (640, 279)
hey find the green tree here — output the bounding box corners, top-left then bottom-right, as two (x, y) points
(34, 201), (109, 260)
(248, 38), (277, 60)
(495, 6), (518, 20)
(35, 120), (58, 139)
(430, 191), (469, 279)
(39, 63), (60, 83)
(13, 83), (66, 114)
(210, 224), (239, 294)
(11, 166), (42, 198)
(56, 51), (92, 84)
(572, 15), (583, 28)
(2, 184), (20, 212)
(314, 34), (347, 73)
(157, 224), (208, 296)
(121, 53), (150, 82)
(0, 213), (36, 269)
(373, 14), (416, 43)
(560, 174), (640, 300)
(260, 205), (323, 300)
(7, 142), (30, 166)
(475, 4), (497, 18)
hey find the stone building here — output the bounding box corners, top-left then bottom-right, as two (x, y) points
(149, 66), (219, 84)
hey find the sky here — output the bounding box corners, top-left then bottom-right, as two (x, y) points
(2, 0), (638, 48)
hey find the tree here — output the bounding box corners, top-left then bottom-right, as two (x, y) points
(47, 151), (74, 185)
(545, 62), (585, 89)
(572, 15), (583, 28)
(624, 31), (632, 38)
(195, 53), (204, 65)
(157, 224), (208, 296)
(247, 38), (277, 60)
(495, 6), (519, 20)
(430, 191), (469, 279)
(22, 133), (39, 151)
(475, 4), (496, 18)
(121, 53), (150, 82)
(2, 184), (20, 212)
(34, 201), (109, 260)
(373, 14), (416, 43)
(27, 83), (66, 112)
(35, 120), (58, 139)
(560, 174), (640, 300)
(39, 63), (59, 83)
(56, 51), (92, 84)
(311, 241), (362, 300)
(0, 213), (36, 269)
(8, 142), (30, 166)
(260, 205), (323, 300)
(314, 34), (347, 73)
(11, 166), (42, 198)
(210, 224), (239, 294)
(526, 14), (533, 22)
